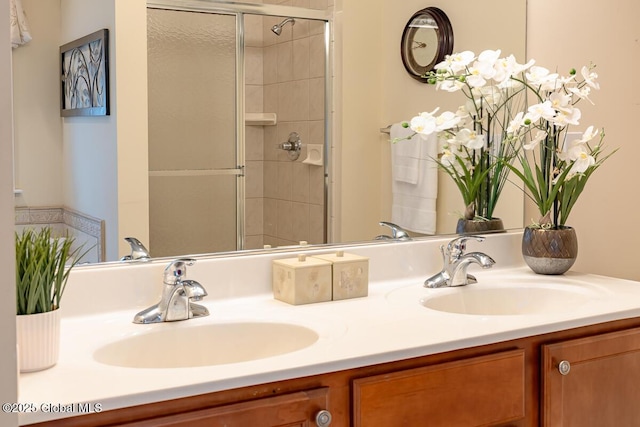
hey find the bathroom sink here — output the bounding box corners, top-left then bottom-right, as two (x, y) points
(387, 279), (604, 316)
(93, 322), (319, 368)
(422, 286), (597, 315)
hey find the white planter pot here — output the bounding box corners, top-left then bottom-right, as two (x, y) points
(16, 309), (61, 373)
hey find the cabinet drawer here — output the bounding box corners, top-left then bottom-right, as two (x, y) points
(119, 387), (330, 427)
(352, 349), (525, 427)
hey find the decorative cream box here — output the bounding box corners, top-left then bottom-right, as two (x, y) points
(272, 254), (332, 305)
(313, 251), (369, 300)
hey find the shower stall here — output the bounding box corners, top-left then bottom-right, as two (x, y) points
(146, 1), (331, 257)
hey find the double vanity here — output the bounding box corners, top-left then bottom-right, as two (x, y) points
(19, 231), (640, 426)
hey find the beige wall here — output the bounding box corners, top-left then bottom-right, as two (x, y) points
(113, 0), (150, 260)
(334, 0), (384, 242)
(527, 0), (640, 280)
(12, 0), (62, 208)
(338, 0), (526, 241)
(1, 2), (19, 425)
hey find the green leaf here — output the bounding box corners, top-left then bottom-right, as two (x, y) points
(15, 227), (88, 315)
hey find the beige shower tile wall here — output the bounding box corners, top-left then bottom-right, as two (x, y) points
(245, 12), (266, 249)
(265, 13), (325, 248)
(244, 5), (327, 250)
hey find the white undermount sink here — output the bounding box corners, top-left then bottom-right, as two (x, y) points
(387, 276), (606, 316)
(93, 322), (319, 368)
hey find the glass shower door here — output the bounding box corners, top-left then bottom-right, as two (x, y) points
(147, 8), (240, 257)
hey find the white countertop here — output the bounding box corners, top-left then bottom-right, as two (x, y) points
(17, 232), (640, 425)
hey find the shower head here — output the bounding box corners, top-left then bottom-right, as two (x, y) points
(271, 17), (295, 36)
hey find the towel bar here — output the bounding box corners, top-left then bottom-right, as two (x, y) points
(380, 125), (391, 134)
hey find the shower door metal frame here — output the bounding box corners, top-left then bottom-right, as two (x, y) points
(147, 0), (333, 248)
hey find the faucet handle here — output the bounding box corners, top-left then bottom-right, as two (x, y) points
(120, 237), (151, 261)
(446, 235), (485, 259)
(379, 221), (411, 240)
(163, 258), (196, 285)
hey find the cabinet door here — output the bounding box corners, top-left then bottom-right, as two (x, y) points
(120, 387), (330, 427)
(542, 327), (640, 426)
(352, 349), (525, 427)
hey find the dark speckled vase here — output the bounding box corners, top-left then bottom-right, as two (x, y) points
(456, 218), (505, 235)
(522, 226), (578, 275)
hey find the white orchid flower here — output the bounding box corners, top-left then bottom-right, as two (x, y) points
(568, 150), (596, 175)
(435, 111), (462, 131)
(493, 55), (514, 81)
(467, 134), (486, 150)
(581, 65), (600, 90)
(466, 67), (488, 88)
(467, 56), (499, 88)
(525, 66), (552, 85)
(479, 85), (504, 109)
(552, 106), (581, 127)
(455, 128), (486, 150)
(568, 86), (595, 104)
(526, 66), (561, 91)
(455, 105), (468, 118)
(549, 92), (572, 110)
(538, 75), (563, 92)
(523, 130), (547, 150)
(494, 56), (535, 89)
(437, 79), (464, 92)
(507, 112), (526, 134)
(527, 101), (556, 122)
(578, 126), (599, 143)
(440, 148), (458, 167)
(512, 57), (536, 74)
(555, 74), (576, 86)
(477, 49), (501, 64)
(435, 50), (475, 73)
(410, 109), (439, 137)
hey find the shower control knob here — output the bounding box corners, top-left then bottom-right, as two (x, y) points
(315, 409), (332, 426)
(277, 132), (302, 160)
(558, 360), (571, 376)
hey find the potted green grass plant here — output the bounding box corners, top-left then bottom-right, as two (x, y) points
(16, 227), (85, 372)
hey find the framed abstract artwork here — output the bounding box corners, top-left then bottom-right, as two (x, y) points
(60, 29), (109, 117)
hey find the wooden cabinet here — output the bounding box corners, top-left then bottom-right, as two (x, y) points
(353, 350), (525, 427)
(117, 388), (330, 427)
(542, 327), (640, 427)
(28, 318), (640, 427)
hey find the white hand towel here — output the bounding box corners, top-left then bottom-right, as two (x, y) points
(390, 124), (438, 235)
(391, 124), (421, 184)
(10, 0), (32, 49)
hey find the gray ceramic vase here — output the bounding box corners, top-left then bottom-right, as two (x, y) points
(522, 226), (578, 275)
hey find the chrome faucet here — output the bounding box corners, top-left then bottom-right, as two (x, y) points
(133, 258), (209, 324)
(424, 236), (495, 288)
(120, 237), (151, 261)
(375, 221), (412, 241)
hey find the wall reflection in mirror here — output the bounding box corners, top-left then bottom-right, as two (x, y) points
(11, 0), (526, 265)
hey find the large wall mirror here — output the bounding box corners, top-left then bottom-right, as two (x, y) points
(11, 0), (527, 265)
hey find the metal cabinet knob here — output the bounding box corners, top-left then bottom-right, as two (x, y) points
(315, 409), (332, 426)
(558, 360), (571, 376)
